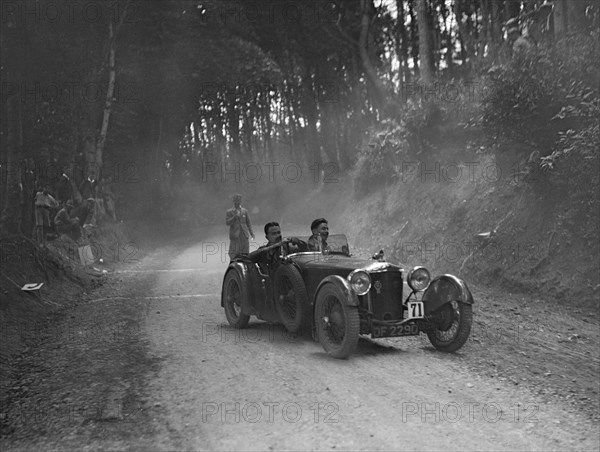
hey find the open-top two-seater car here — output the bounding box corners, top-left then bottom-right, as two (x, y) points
(221, 234), (473, 359)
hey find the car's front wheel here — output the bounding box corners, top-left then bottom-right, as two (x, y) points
(426, 300), (472, 352)
(315, 284), (359, 359)
(222, 270), (250, 328)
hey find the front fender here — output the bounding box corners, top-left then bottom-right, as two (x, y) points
(422, 274), (474, 314)
(315, 275), (359, 308)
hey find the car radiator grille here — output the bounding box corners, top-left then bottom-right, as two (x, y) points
(368, 271), (403, 321)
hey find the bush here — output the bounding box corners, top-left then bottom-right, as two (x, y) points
(353, 120), (407, 197)
(481, 32), (600, 162)
(353, 100), (443, 197)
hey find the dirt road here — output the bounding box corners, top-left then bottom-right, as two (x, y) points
(1, 227), (598, 451)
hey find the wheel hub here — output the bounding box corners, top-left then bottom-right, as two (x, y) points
(436, 303), (456, 331)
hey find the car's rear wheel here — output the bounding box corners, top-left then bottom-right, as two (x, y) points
(315, 284), (359, 359)
(426, 300), (472, 352)
(222, 270), (250, 328)
(274, 264), (307, 333)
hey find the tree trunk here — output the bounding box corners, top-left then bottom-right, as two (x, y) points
(0, 18), (25, 237)
(359, 0), (386, 109)
(454, 0), (472, 68)
(553, 0), (568, 37)
(479, 0), (490, 58)
(568, 1), (588, 31)
(441, 6), (454, 73)
(0, 72), (24, 237)
(320, 103), (340, 166)
(93, 6), (128, 181)
(95, 21), (116, 176)
(409, 0), (420, 77)
(417, 0), (434, 84)
(227, 99), (241, 162)
(504, 0), (520, 22)
(301, 73), (323, 170)
(395, 0), (411, 86)
(489, 0), (502, 60)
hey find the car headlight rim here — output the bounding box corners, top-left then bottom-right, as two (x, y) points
(407, 266), (431, 292)
(348, 269), (371, 296)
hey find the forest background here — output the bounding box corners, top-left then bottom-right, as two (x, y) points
(1, 0), (598, 305)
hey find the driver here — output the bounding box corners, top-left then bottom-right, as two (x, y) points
(250, 222), (306, 268)
(307, 218), (329, 252)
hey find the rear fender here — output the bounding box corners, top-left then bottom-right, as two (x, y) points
(221, 263), (254, 312)
(315, 275), (359, 309)
(422, 275), (474, 314)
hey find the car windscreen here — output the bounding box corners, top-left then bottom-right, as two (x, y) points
(325, 234), (349, 254)
(289, 234), (350, 255)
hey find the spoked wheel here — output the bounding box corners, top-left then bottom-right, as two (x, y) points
(274, 265), (308, 333)
(426, 300), (472, 352)
(315, 284), (359, 359)
(222, 270), (250, 328)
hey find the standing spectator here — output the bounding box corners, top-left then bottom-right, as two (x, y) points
(55, 165), (73, 205)
(225, 194), (255, 260)
(79, 174), (97, 200)
(34, 184), (59, 246)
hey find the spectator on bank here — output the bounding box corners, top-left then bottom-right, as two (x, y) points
(54, 200), (80, 241)
(72, 197), (95, 228)
(81, 198), (97, 240)
(34, 185), (59, 246)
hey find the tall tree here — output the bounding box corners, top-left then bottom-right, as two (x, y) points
(0, 14), (25, 236)
(417, 0), (435, 84)
(395, 0), (411, 85)
(94, 8), (129, 179)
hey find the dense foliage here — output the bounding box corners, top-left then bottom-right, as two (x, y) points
(1, 0), (599, 234)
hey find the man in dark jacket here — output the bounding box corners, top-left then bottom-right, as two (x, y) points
(55, 166), (73, 205)
(250, 222), (306, 269)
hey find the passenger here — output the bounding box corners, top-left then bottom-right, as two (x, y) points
(250, 222), (306, 268)
(307, 218), (329, 252)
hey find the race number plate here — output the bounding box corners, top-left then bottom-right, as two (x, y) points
(371, 323), (419, 338)
(406, 301), (424, 319)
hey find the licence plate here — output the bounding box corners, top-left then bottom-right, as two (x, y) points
(372, 323), (419, 338)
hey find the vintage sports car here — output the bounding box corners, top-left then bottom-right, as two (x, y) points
(221, 234), (473, 359)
